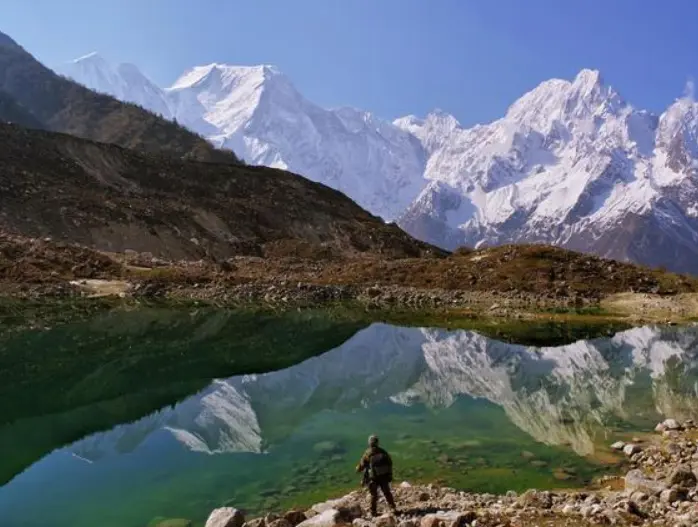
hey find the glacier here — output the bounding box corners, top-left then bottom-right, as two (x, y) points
(58, 54), (698, 272)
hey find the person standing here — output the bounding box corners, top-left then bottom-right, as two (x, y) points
(356, 435), (398, 516)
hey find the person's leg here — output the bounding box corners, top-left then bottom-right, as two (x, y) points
(368, 481), (379, 516)
(380, 480), (397, 512)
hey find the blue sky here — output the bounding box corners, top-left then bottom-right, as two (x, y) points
(3, 0), (698, 126)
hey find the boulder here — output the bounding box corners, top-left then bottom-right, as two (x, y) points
(435, 512), (476, 527)
(206, 509), (246, 527)
(660, 488), (685, 504)
(284, 511), (308, 527)
(611, 441), (626, 451)
(374, 515), (397, 527)
(518, 489), (553, 509)
(310, 499), (348, 516)
(245, 520), (265, 527)
(296, 510), (343, 527)
(419, 516), (443, 527)
(625, 469), (669, 495)
(657, 419), (682, 432)
(337, 504), (363, 523)
(623, 444), (642, 456)
(561, 504), (577, 515)
(668, 465), (697, 488)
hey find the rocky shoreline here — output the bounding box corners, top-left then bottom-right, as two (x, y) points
(131, 280), (595, 314)
(197, 419), (698, 527)
(4, 233), (698, 322)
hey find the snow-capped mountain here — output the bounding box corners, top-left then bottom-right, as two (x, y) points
(395, 71), (698, 271)
(60, 56), (426, 220)
(69, 323), (698, 461)
(60, 56), (698, 272)
(59, 53), (172, 119)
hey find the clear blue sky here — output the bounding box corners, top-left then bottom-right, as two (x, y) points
(3, 0), (698, 126)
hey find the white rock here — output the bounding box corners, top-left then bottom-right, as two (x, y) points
(663, 419), (682, 430)
(624, 444), (642, 456)
(561, 504), (577, 515)
(611, 441), (626, 451)
(205, 508), (245, 527)
(297, 510), (342, 527)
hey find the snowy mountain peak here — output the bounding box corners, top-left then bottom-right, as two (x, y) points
(60, 53), (172, 118)
(572, 68), (604, 92)
(504, 68), (625, 136)
(57, 54), (698, 272)
(169, 63), (286, 92)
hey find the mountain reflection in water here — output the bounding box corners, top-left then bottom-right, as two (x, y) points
(2, 317), (698, 527)
(69, 323), (698, 459)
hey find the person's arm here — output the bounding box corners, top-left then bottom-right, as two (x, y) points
(356, 451), (368, 472)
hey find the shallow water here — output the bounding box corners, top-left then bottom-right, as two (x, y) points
(1, 309), (698, 527)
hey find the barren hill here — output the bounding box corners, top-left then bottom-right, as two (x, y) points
(0, 123), (440, 260)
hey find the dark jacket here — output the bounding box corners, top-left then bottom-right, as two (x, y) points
(356, 446), (393, 482)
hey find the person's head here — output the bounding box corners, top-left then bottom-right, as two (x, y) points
(368, 435), (379, 447)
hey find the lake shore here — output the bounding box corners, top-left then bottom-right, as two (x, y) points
(4, 233), (698, 326)
(195, 419), (698, 527)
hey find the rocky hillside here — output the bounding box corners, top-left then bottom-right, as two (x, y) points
(0, 89), (43, 129)
(0, 124), (438, 260)
(0, 30), (236, 163)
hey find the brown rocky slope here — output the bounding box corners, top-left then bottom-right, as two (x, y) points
(0, 124), (440, 262)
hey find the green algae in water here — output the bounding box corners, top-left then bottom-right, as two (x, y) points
(2, 309), (698, 527)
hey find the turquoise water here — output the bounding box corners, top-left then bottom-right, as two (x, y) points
(2, 309), (698, 527)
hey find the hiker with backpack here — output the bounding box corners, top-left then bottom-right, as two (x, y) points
(355, 435), (398, 517)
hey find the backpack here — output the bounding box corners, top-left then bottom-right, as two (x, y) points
(368, 448), (392, 481)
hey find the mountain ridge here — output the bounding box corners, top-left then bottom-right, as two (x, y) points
(0, 31), (237, 163)
(61, 52), (698, 273)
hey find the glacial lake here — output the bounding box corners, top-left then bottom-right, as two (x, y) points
(1, 307), (698, 527)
